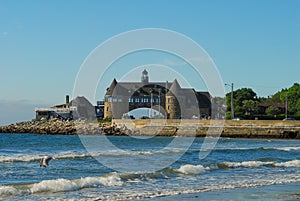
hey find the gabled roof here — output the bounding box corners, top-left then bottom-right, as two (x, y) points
(106, 80), (173, 97)
(105, 79), (117, 95)
(166, 79), (181, 96)
(70, 96), (96, 119)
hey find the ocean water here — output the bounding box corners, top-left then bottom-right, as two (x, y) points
(0, 133), (299, 200)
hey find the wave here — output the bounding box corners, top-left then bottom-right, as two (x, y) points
(176, 164), (209, 175)
(0, 150), (143, 163)
(1, 145), (299, 164)
(0, 149), (186, 163)
(0, 186), (19, 197)
(0, 152), (90, 163)
(85, 175), (300, 201)
(197, 146), (300, 154)
(275, 147), (300, 151)
(2, 164), (300, 200)
(0, 173), (122, 198)
(0, 164), (209, 198)
(118, 164), (209, 182)
(30, 172), (122, 194)
(219, 159), (300, 168)
(216, 146), (300, 152)
(274, 160), (300, 167)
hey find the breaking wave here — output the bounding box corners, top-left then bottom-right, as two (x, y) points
(0, 173), (122, 198)
(30, 172), (122, 193)
(1, 163), (299, 200)
(275, 147), (300, 151)
(0, 186), (18, 197)
(219, 159), (300, 168)
(204, 146), (300, 152)
(176, 164), (209, 174)
(76, 175), (300, 201)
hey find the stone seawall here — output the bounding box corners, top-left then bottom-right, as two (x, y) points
(0, 119), (299, 139)
(113, 119), (300, 139)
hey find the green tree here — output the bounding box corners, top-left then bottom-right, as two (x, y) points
(226, 88), (257, 117)
(285, 83), (300, 114)
(265, 106), (280, 116)
(242, 100), (259, 115)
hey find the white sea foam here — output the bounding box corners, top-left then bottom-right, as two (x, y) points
(274, 160), (300, 167)
(0, 149), (186, 163)
(220, 159), (300, 168)
(208, 146), (300, 152)
(71, 175), (300, 201)
(176, 164), (209, 174)
(276, 147), (300, 151)
(221, 161), (274, 168)
(0, 185), (18, 197)
(0, 154), (43, 163)
(30, 173), (122, 194)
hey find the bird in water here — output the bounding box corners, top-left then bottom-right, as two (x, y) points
(40, 156), (55, 167)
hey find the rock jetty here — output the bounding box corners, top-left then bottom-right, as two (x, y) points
(0, 118), (130, 135)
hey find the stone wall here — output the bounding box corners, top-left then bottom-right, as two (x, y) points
(113, 119), (300, 139)
(1, 119), (299, 139)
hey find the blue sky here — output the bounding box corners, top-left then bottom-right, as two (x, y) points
(0, 0), (299, 125)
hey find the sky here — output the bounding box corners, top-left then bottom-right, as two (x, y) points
(0, 0), (299, 125)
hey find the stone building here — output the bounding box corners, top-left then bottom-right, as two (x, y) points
(104, 70), (211, 119)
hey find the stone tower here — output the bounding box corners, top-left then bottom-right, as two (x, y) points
(141, 69), (149, 85)
(104, 78), (117, 119)
(165, 79), (181, 119)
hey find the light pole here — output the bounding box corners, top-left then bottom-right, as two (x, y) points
(150, 89), (153, 118)
(158, 88), (161, 116)
(225, 83), (234, 119)
(285, 93), (288, 119)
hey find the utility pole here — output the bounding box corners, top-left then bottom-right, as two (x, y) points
(226, 83), (234, 119)
(158, 88), (161, 116)
(150, 90), (153, 118)
(285, 93), (288, 119)
(231, 83), (234, 119)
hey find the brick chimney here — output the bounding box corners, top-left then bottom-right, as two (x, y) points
(66, 95), (70, 108)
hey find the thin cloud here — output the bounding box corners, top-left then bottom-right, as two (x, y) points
(0, 99), (49, 126)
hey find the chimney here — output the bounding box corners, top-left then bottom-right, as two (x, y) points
(66, 95), (70, 108)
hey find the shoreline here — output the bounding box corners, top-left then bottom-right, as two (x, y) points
(141, 181), (300, 201)
(0, 119), (299, 139)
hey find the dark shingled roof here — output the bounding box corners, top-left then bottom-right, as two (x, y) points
(70, 96), (96, 120)
(105, 80), (173, 97)
(166, 79), (181, 96)
(105, 79), (118, 95)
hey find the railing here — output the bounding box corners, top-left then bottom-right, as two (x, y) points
(35, 106), (77, 113)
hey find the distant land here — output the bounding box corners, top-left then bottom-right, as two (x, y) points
(0, 82), (299, 126)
